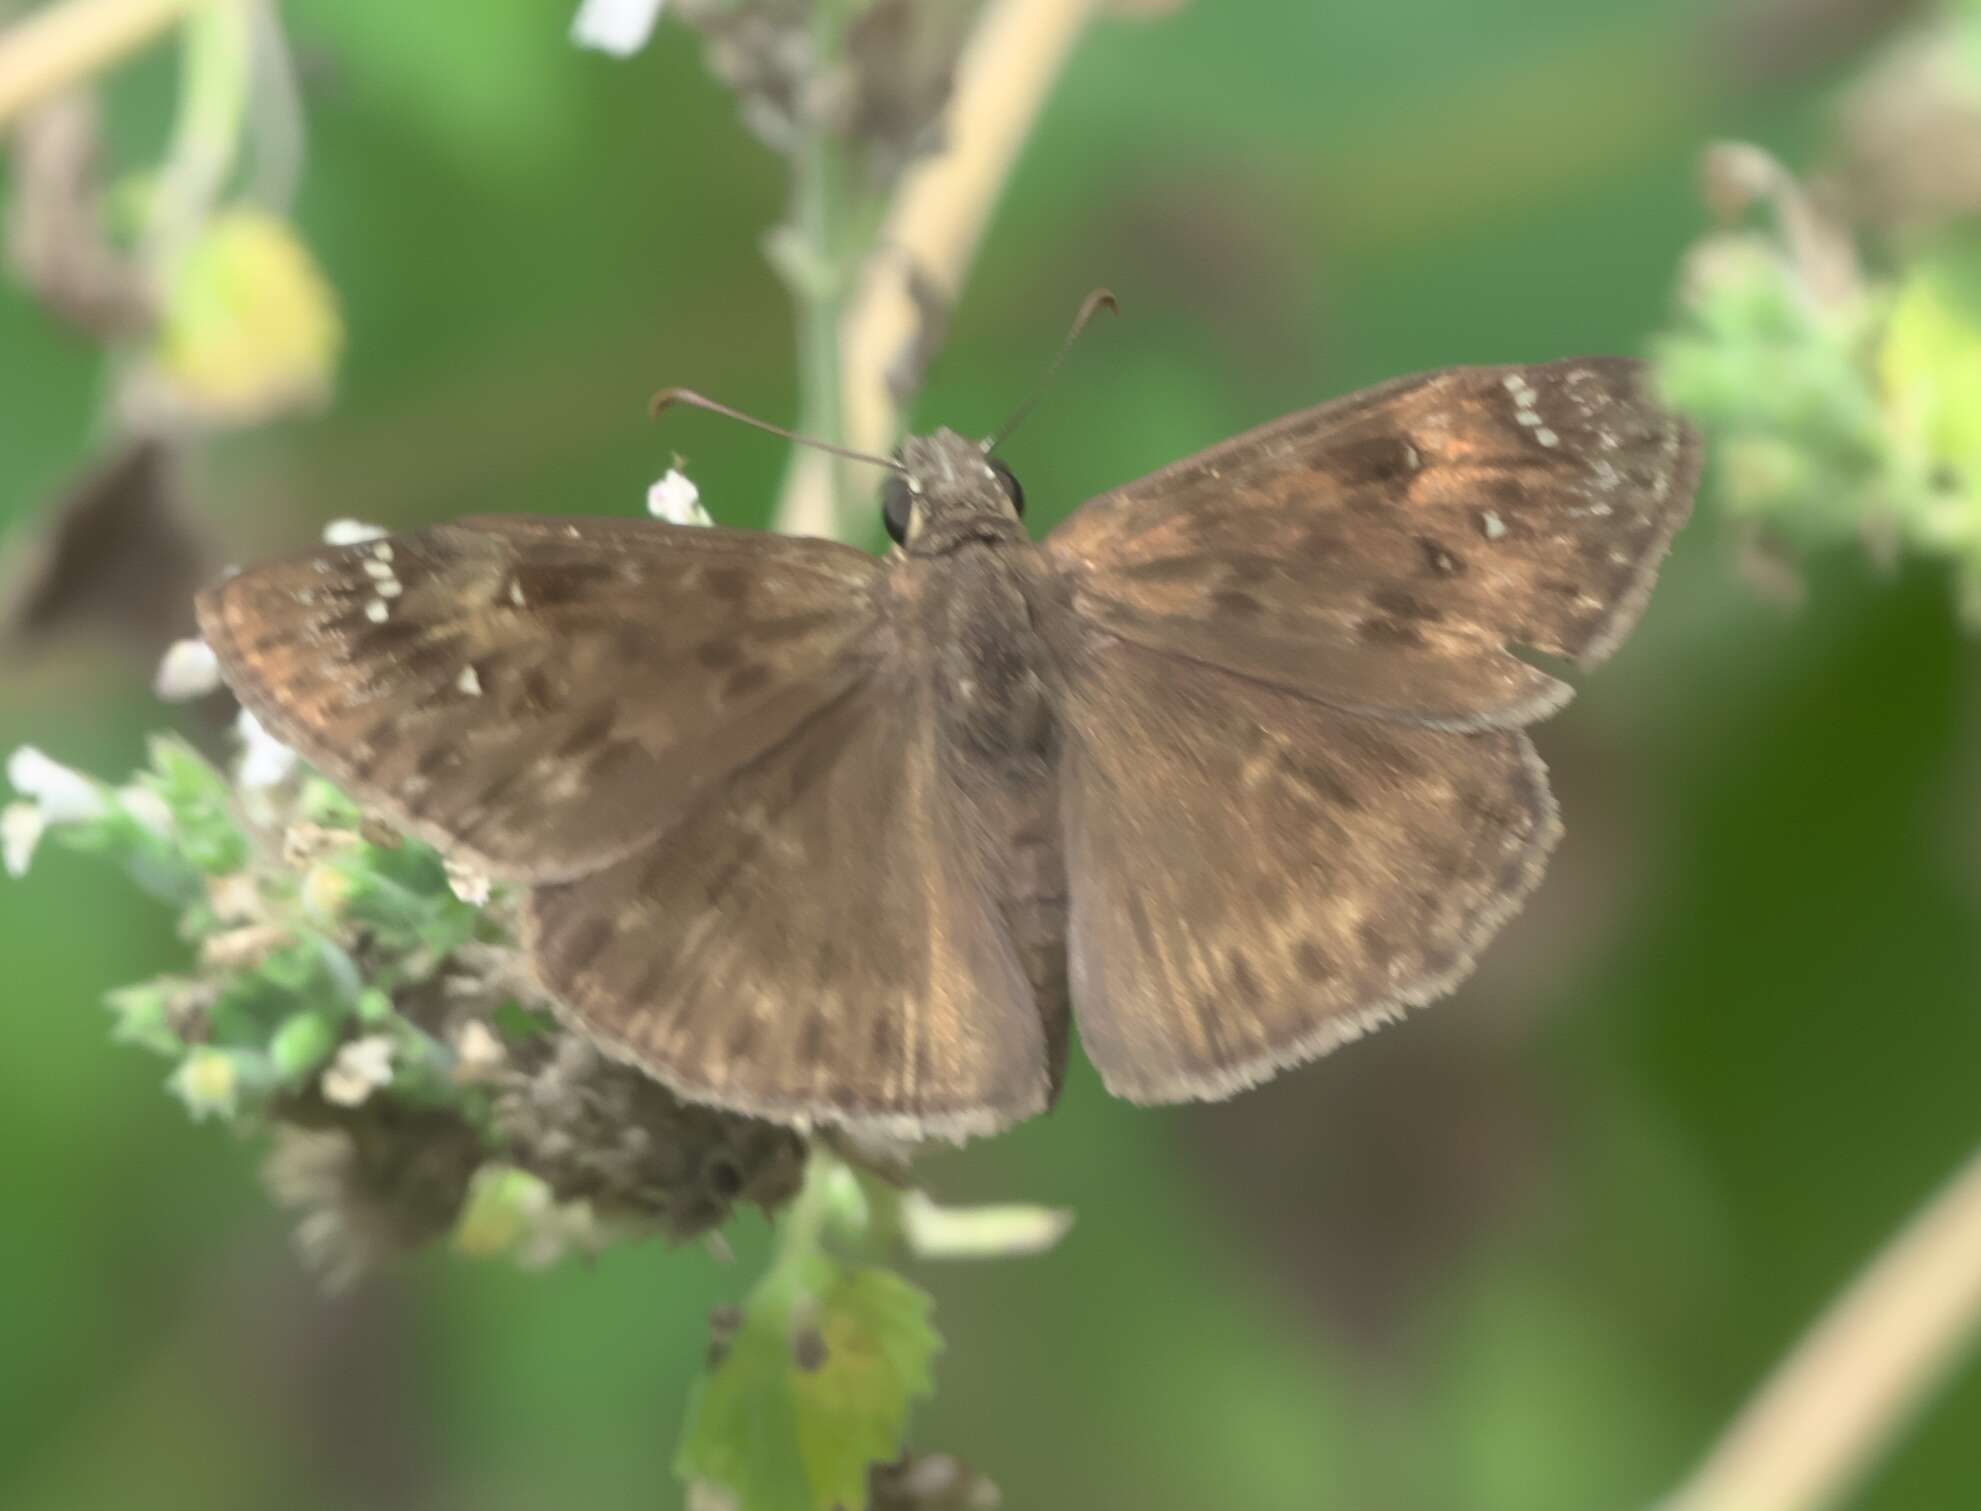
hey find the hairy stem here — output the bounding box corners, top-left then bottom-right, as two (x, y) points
(767, 0), (866, 543)
(771, 0), (1102, 541)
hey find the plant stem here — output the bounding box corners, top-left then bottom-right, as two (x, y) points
(146, 0), (251, 261)
(0, 0), (210, 129)
(837, 0), (1101, 463)
(1658, 1135), (1981, 1511)
(767, 0), (865, 543)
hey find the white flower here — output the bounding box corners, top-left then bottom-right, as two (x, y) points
(445, 858), (492, 906)
(321, 1034), (395, 1107)
(6, 745), (108, 823)
(452, 1019), (506, 1083)
(235, 708), (299, 788)
(169, 1048), (241, 1121)
(571, 0), (666, 58)
(322, 518), (387, 545)
(3, 802), (44, 878)
(647, 467), (710, 527)
(118, 786), (176, 838)
(153, 637), (221, 701)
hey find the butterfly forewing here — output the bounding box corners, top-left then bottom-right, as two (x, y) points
(197, 516), (883, 883)
(1045, 358), (1699, 730)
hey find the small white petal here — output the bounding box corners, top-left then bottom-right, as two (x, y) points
(118, 786), (176, 838)
(452, 1019), (506, 1082)
(647, 467), (710, 527)
(571, 0), (667, 57)
(899, 1191), (1075, 1259)
(445, 857), (492, 905)
(321, 1034), (395, 1107)
(322, 518), (388, 545)
(6, 746), (108, 823)
(235, 709), (299, 789)
(153, 638), (222, 701)
(3, 802), (44, 878)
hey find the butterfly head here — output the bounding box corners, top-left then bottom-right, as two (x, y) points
(882, 429), (1026, 555)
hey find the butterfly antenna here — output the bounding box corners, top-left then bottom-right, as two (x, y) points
(650, 389), (907, 473)
(984, 288), (1119, 452)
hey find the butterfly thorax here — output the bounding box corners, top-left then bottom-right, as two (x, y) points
(885, 539), (1053, 763)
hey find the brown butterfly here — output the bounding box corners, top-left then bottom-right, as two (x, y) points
(197, 345), (1697, 1141)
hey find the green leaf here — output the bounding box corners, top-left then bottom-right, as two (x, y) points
(269, 1009), (340, 1081)
(143, 735), (250, 875)
(677, 1259), (940, 1511)
(104, 981), (187, 1057)
(792, 1266), (939, 1509)
(677, 1314), (814, 1511)
(1882, 233), (1981, 479)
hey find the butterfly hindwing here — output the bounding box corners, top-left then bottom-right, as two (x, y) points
(1054, 632), (1559, 1103)
(522, 631), (1057, 1139)
(1044, 357), (1698, 730)
(197, 515), (883, 883)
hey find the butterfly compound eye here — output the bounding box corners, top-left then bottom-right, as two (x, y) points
(988, 456), (1025, 516)
(881, 475), (914, 544)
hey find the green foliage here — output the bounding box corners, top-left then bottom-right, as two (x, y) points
(1654, 242), (1891, 540)
(678, 1160), (941, 1511)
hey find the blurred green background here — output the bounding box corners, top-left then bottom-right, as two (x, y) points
(6, 0), (1981, 1507)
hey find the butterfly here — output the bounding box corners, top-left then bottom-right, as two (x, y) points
(197, 353), (1698, 1141)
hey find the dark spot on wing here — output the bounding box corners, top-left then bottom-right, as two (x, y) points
(696, 638), (741, 669)
(1357, 616), (1423, 648)
(1371, 586), (1441, 622)
(558, 710), (617, 758)
(1296, 938), (1333, 979)
(1357, 920), (1396, 970)
(1210, 589), (1264, 618)
(1418, 536), (1464, 577)
(1122, 556), (1214, 585)
(704, 566), (750, 601)
(1420, 945), (1461, 982)
(1229, 953), (1265, 1008)
(520, 665), (556, 710)
(722, 663), (773, 703)
(1279, 752), (1362, 810)
(558, 915), (613, 970)
(797, 1010), (828, 1065)
(1326, 434), (1421, 488)
(508, 560), (620, 608)
(869, 1010), (898, 1063)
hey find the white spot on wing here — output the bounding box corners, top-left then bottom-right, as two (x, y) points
(457, 665), (482, 697)
(365, 600), (390, 623)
